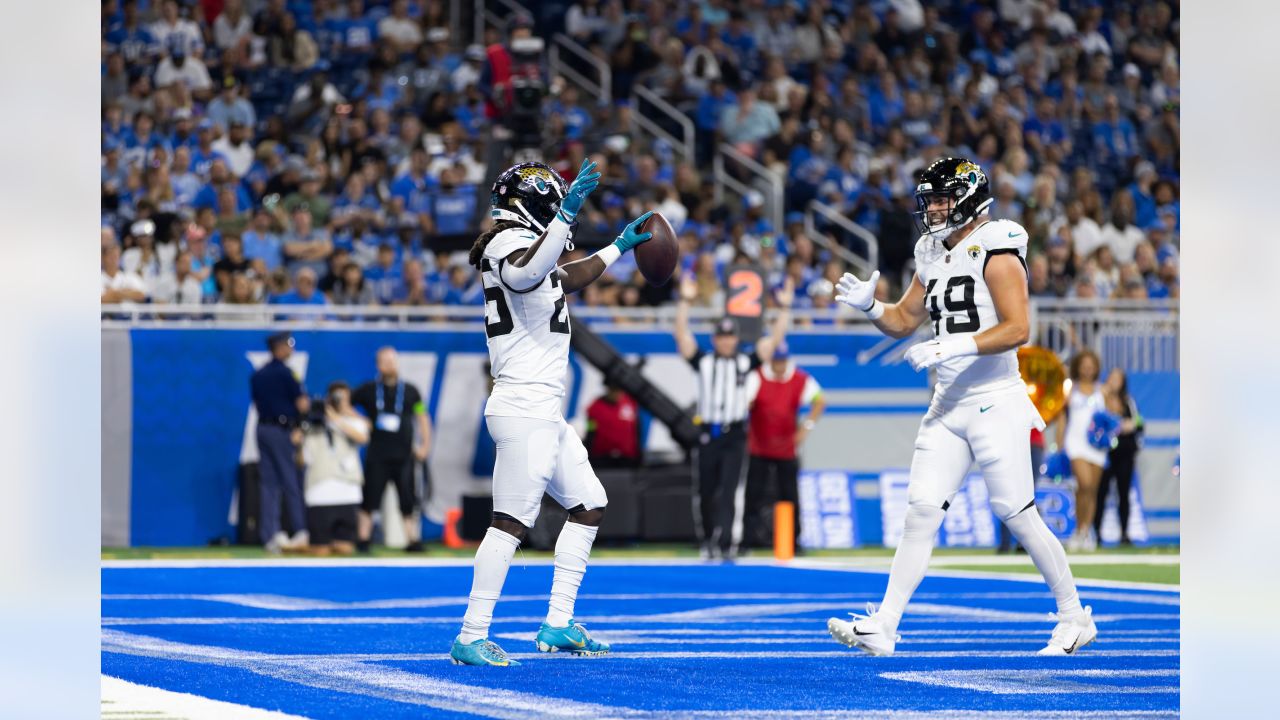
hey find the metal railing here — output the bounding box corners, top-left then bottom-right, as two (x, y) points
(1032, 298), (1180, 372)
(805, 200), (880, 274)
(549, 33), (611, 106)
(473, 0), (531, 44)
(100, 303), (869, 332)
(713, 143), (784, 231)
(630, 86), (695, 162)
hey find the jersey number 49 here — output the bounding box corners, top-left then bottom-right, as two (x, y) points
(924, 276), (980, 335)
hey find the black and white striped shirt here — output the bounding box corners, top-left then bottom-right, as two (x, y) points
(689, 350), (761, 425)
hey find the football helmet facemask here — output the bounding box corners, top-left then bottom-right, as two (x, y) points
(913, 157), (993, 240)
(489, 161), (569, 232)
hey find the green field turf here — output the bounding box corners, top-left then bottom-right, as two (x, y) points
(101, 543), (1180, 585)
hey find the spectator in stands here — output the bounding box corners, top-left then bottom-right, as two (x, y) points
(282, 206), (333, 277)
(213, 0), (253, 60)
(153, 36), (213, 102)
(584, 382), (643, 469)
(287, 66), (346, 140)
(101, 242), (147, 304)
(284, 169), (332, 227)
(241, 210), (285, 274)
(150, 0), (204, 56)
(301, 381), (369, 556)
(214, 233), (252, 293)
(271, 267), (328, 306)
(122, 218), (175, 291)
(330, 261), (377, 306)
(719, 87), (781, 154)
(151, 250), (204, 305)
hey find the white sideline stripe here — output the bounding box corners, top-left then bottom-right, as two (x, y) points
(101, 555), (1178, 569)
(102, 630), (1177, 719)
(102, 588), (1178, 610)
(102, 675), (307, 719)
(881, 669), (1179, 695)
(500, 649), (1181, 659)
(102, 612), (1178, 627)
(493, 632), (1179, 646)
(785, 559), (1180, 592)
(102, 629), (625, 720)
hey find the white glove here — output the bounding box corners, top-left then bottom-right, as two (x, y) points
(835, 271), (879, 313)
(904, 336), (979, 372)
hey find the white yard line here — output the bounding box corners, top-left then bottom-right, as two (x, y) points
(101, 675), (308, 720)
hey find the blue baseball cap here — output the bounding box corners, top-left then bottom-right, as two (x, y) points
(772, 341), (790, 359)
(785, 210), (805, 226)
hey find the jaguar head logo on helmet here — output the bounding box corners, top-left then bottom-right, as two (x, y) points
(489, 161), (568, 233)
(913, 157), (994, 244)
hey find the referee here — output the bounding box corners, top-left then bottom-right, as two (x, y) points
(675, 277), (792, 559)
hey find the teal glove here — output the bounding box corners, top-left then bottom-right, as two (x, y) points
(557, 159), (601, 223)
(613, 211), (654, 253)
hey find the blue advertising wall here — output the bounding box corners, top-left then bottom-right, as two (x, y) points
(121, 326), (1178, 546)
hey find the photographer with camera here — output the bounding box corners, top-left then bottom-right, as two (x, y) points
(482, 14), (547, 158)
(300, 382), (370, 556)
(351, 347), (432, 553)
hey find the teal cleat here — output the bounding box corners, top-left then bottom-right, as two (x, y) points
(535, 620), (611, 656)
(450, 637), (520, 666)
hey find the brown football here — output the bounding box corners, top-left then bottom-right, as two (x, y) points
(634, 211), (678, 285)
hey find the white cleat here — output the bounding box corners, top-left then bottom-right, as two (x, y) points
(1038, 605), (1098, 655)
(827, 604), (899, 656)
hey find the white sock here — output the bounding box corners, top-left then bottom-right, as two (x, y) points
(1005, 507), (1084, 618)
(458, 527), (521, 643)
(878, 504), (945, 631)
(546, 521), (598, 627)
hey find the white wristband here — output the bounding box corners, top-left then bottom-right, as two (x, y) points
(863, 299), (885, 320)
(951, 335), (979, 357)
(596, 244), (622, 269)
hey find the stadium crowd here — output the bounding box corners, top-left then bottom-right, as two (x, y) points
(101, 0), (1180, 316)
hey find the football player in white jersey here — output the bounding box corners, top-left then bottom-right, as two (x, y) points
(827, 158), (1097, 656)
(450, 159), (655, 667)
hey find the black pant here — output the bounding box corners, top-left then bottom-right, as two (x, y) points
(308, 504), (358, 545)
(362, 454), (416, 515)
(256, 424), (305, 544)
(1095, 444), (1138, 540)
(693, 426), (748, 554)
(744, 456), (801, 548)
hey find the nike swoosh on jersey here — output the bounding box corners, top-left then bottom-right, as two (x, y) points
(980, 405), (994, 413)
(1008, 231), (1021, 237)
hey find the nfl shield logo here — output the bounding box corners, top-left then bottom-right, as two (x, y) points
(967, 245), (982, 261)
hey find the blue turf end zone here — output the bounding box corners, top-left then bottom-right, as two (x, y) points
(102, 561), (1179, 719)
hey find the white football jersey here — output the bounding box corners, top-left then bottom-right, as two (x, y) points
(914, 218), (1029, 401)
(480, 227), (572, 421)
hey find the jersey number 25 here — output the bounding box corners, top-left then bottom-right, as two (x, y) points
(484, 272), (570, 338)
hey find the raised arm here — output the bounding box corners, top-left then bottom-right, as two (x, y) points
(674, 275), (699, 360)
(837, 270), (929, 339)
(558, 211), (654, 294)
(756, 276), (794, 363)
(500, 158), (601, 291)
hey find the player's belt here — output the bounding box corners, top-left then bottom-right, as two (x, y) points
(703, 421), (745, 439)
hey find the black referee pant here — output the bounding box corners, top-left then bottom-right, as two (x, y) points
(693, 423), (749, 556)
(744, 456), (801, 548)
